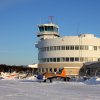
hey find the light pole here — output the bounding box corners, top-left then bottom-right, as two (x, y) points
(85, 69), (88, 76)
(95, 69), (98, 77)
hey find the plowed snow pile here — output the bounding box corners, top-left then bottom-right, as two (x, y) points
(84, 77), (100, 85)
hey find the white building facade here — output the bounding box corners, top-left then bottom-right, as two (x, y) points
(35, 22), (100, 76)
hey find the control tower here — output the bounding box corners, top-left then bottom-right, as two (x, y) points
(37, 18), (60, 40)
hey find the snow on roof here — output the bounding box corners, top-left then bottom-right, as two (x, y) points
(27, 64), (38, 68)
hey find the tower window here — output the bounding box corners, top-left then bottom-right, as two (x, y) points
(48, 26), (53, 31)
(54, 27), (58, 32)
(45, 26), (48, 31)
(39, 26), (44, 32)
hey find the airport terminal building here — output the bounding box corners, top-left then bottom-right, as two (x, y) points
(35, 22), (100, 76)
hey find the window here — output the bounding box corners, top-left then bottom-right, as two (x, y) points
(54, 46), (57, 50)
(46, 68), (48, 72)
(98, 46), (100, 49)
(61, 46), (65, 50)
(80, 46), (84, 50)
(48, 26), (51, 31)
(50, 58), (53, 62)
(75, 46), (79, 50)
(42, 68), (44, 72)
(46, 47), (49, 51)
(61, 57), (66, 62)
(49, 26), (53, 31)
(55, 27), (58, 32)
(66, 46), (69, 50)
(38, 68), (41, 72)
(94, 46), (97, 50)
(85, 46), (88, 50)
(50, 68), (52, 72)
(53, 58), (56, 62)
(80, 57), (84, 62)
(45, 26), (48, 31)
(98, 58), (100, 61)
(44, 58), (46, 62)
(54, 27), (58, 32)
(50, 46), (53, 51)
(66, 58), (69, 62)
(75, 57), (79, 61)
(57, 58), (60, 62)
(70, 57), (74, 62)
(54, 68), (57, 72)
(57, 46), (60, 50)
(47, 58), (49, 62)
(70, 46), (74, 50)
(39, 26), (44, 32)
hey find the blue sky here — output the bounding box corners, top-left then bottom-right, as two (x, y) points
(0, 0), (100, 65)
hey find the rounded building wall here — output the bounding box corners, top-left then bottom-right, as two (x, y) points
(36, 33), (100, 76)
(38, 35), (100, 60)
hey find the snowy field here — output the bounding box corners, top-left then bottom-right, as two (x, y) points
(0, 78), (100, 100)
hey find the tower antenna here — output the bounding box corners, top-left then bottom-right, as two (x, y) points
(49, 16), (54, 23)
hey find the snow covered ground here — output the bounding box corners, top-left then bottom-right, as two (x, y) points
(0, 77), (100, 100)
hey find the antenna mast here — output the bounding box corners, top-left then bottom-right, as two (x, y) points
(49, 16), (54, 23)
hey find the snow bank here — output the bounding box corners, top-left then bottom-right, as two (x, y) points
(0, 79), (100, 100)
(84, 77), (100, 85)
